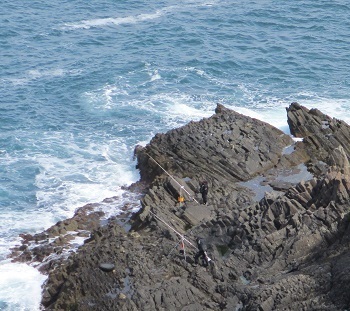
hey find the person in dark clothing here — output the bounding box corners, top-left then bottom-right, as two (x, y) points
(199, 181), (208, 205)
(194, 237), (209, 267)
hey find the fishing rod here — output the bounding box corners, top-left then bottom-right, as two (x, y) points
(167, 216), (207, 257)
(146, 152), (199, 204)
(149, 210), (197, 249)
(149, 210), (212, 263)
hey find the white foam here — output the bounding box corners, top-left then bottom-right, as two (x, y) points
(28, 68), (65, 79)
(84, 84), (128, 112)
(297, 97), (350, 124)
(234, 85), (350, 130)
(153, 91), (345, 139)
(0, 236), (23, 259)
(171, 102), (212, 118)
(0, 261), (46, 311)
(63, 11), (163, 30)
(0, 136), (141, 308)
(97, 192), (142, 221)
(0, 209), (54, 234)
(83, 85), (119, 110)
(0, 131), (141, 242)
(35, 148), (139, 221)
(68, 234), (88, 249)
(151, 93), (288, 133)
(135, 132), (156, 149)
(6, 68), (81, 85)
(150, 69), (161, 82)
(0, 209), (57, 261)
(253, 97), (350, 133)
(145, 93), (212, 119)
(106, 89), (288, 135)
(61, 1), (219, 31)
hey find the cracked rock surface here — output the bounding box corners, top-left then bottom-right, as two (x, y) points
(10, 103), (350, 310)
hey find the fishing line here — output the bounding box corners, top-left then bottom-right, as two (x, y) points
(149, 210), (213, 263)
(146, 153), (199, 204)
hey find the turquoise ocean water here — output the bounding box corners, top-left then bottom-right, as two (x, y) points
(1, 0), (350, 309)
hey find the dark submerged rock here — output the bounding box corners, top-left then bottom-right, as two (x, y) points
(10, 103), (350, 310)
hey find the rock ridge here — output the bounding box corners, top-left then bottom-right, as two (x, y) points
(10, 103), (350, 310)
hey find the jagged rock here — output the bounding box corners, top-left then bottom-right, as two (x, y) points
(9, 103), (350, 311)
(287, 102), (350, 169)
(329, 145), (350, 176)
(136, 103), (293, 185)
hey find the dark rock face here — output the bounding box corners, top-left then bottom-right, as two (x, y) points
(287, 102), (350, 171)
(136, 104), (293, 185)
(10, 103), (350, 311)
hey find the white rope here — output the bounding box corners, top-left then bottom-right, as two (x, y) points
(149, 210), (213, 263)
(146, 153), (199, 204)
(149, 210), (197, 249)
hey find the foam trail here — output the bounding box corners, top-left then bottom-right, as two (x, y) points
(61, 1), (216, 30)
(64, 11), (163, 30)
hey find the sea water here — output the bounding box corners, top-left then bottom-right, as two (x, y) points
(1, 0), (350, 309)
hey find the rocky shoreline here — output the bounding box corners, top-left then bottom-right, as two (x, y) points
(10, 103), (350, 310)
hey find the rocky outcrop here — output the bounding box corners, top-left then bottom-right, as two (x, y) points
(287, 102), (350, 174)
(136, 104), (293, 185)
(10, 103), (350, 311)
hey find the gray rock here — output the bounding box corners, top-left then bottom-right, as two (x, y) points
(9, 103), (350, 311)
